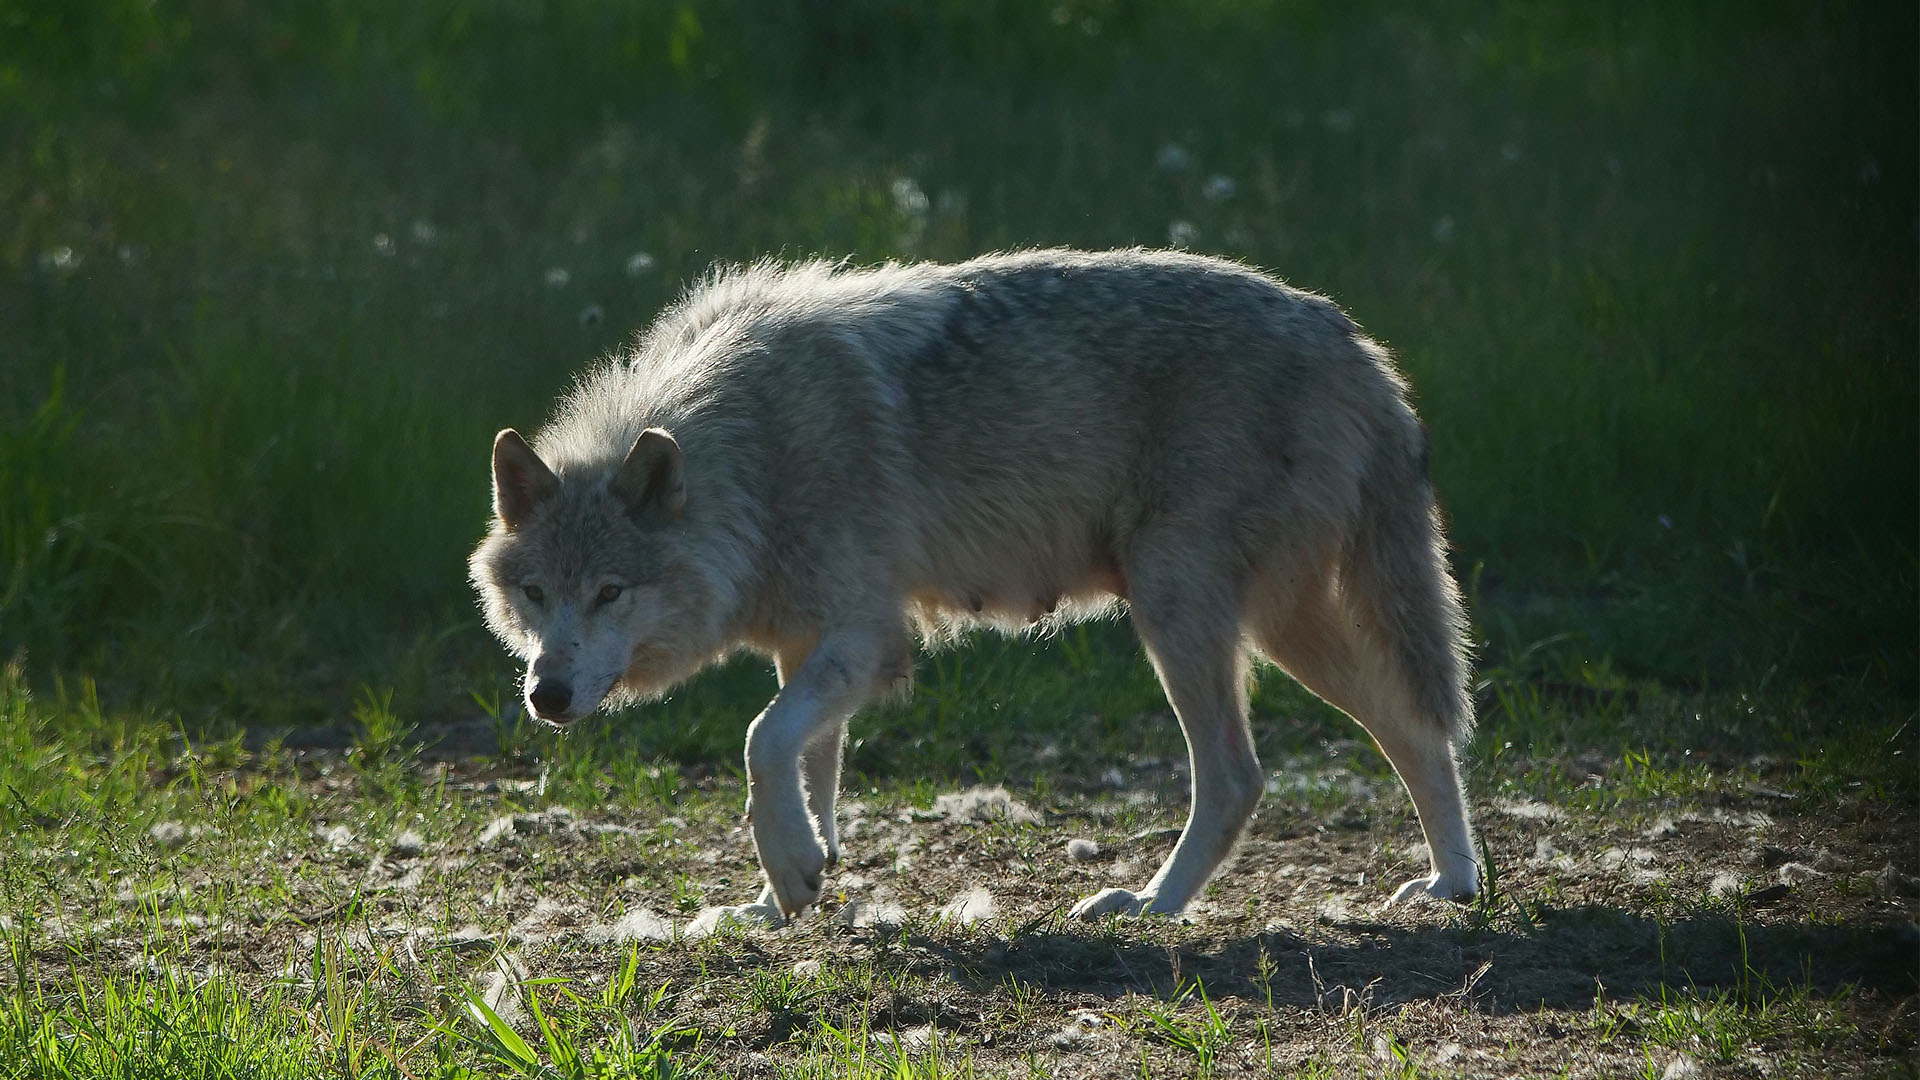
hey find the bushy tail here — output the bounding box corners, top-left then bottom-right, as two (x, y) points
(1344, 425), (1474, 739)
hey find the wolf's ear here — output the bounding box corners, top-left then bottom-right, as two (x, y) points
(492, 429), (559, 530)
(611, 428), (686, 516)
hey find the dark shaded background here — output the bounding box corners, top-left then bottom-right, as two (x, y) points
(2, 0), (1913, 736)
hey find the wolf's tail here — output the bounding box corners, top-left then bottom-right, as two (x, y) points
(1343, 418), (1474, 740)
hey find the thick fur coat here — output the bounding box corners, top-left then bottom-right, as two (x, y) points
(470, 248), (1478, 923)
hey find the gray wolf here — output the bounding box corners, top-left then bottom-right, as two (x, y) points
(468, 248), (1479, 923)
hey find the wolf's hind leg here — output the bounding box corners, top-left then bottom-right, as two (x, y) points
(1257, 584), (1478, 904)
(1072, 558), (1262, 919)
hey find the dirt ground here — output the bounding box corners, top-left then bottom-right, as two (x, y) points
(23, 740), (1916, 1079)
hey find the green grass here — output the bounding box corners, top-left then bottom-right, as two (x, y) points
(2, 3), (1915, 1077)
(3, 950), (320, 1079)
(2, 0), (1913, 725)
(1, 915), (701, 1079)
(1131, 979), (1234, 1077)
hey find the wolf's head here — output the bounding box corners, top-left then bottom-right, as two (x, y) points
(468, 427), (724, 727)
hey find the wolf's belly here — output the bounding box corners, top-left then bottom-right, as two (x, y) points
(907, 536), (1128, 629)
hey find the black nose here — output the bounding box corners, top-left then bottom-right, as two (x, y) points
(528, 680), (572, 718)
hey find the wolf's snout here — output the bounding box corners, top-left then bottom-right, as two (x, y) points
(528, 679), (573, 720)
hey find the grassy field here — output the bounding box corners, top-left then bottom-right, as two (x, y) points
(2, 1), (1915, 1076)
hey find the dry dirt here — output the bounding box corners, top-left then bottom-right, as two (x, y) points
(20, 751), (1920, 1078)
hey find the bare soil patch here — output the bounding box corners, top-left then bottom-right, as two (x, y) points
(20, 747), (1914, 1077)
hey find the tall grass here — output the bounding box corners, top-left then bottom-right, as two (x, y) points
(2, 1), (1913, 729)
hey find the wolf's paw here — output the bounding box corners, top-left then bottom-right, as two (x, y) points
(1069, 887), (1164, 920)
(755, 826), (828, 918)
(686, 894), (787, 937)
(1387, 873), (1478, 907)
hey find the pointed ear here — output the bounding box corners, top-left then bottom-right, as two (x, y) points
(491, 429), (559, 529)
(611, 428), (686, 516)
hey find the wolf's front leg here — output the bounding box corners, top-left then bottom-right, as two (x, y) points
(775, 644), (847, 869)
(803, 719), (848, 867)
(744, 632), (889, 918)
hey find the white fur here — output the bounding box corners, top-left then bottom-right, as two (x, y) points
(470, 250), (1481, 921)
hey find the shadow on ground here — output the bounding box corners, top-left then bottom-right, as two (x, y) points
(922, 907), (1919, 1013)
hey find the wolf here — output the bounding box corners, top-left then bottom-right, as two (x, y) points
(468, 248), (1479, 924)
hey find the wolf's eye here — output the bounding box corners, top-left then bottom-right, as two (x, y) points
(595, 584), (623, 605)
(523, 585), (545, 604)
